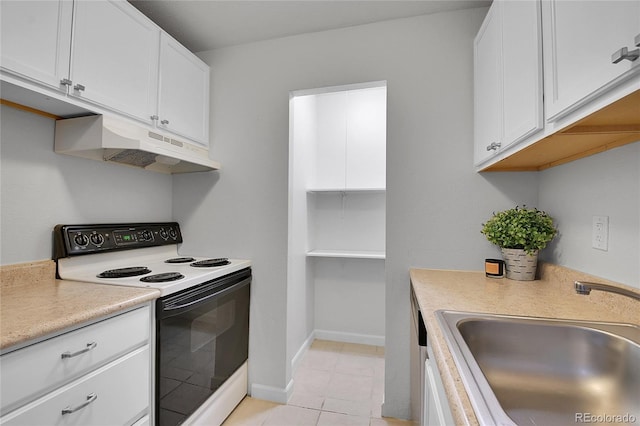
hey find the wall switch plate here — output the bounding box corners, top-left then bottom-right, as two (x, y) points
(592, 215), (609, 251)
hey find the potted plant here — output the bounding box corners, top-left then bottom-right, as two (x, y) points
(481, 206), (557, 280)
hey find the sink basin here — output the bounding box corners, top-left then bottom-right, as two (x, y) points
(436, 310), (640, 426)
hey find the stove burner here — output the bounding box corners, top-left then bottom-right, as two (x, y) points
(140, 272), (184, 283)
(165, 257), (196, 264)
(97, 266), (151, 278)
(191, 258), (230, 268)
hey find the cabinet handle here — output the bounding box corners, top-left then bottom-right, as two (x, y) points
(61, 342), (97, 359)
(73, 83), (86, 92)
(611, 47), (639, 64)
(486, 142), (501, 151)
(60, 78), (72, 87)
(160, 119), (169, 125)
(61, 393), (98, 415)
(150, 115), (159, 121)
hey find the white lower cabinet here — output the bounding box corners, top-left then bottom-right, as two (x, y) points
(424, 346), (454, 426)
(1, 346), (149, 426)
(0, 305), (152, 426)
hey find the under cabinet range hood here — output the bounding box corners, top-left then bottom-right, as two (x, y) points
(54, 115), (220, 174)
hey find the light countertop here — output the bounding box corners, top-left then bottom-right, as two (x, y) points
(410, 262), (639, 426)
(1, 260), (160, 352)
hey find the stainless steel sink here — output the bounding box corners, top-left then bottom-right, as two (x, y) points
(436, 310), (640, 426)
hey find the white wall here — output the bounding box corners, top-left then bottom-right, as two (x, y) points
(172, 7), (542, 419)
(287, 94), (316, 384)
(0, 105), (173, 265)
(539, 142), (640, 288)
(313, 257), (385, 340)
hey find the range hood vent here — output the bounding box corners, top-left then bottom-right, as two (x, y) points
(54, 115), (220, 174)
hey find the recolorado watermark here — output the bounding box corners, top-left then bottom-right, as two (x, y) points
(575, 413), (638, 423)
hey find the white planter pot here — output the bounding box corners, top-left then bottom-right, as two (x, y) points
(501, 248), (538, 281)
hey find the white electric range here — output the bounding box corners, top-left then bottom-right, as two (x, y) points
(54, 222), (251, 426)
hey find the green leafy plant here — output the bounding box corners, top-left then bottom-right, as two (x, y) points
(481, 206), (557, 255)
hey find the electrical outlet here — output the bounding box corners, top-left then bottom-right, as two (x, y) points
(592, 216), (609, 251)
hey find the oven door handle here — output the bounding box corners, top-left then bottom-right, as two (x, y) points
(161, 277), (250, 317)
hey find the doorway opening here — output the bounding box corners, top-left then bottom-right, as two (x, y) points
(287, 81), (387, 381)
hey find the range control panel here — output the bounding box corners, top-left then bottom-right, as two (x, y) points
(54, 222), (183, 258)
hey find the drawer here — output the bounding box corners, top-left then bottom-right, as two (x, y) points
(1, 345), (150, 425)
(1, 306), (150, 414)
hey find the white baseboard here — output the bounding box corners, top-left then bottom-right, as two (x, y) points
(250, 379), (293, 404)
(291, 330), (316, 375)
(314, 329), (385, 347)
(185, 361), (247, 426)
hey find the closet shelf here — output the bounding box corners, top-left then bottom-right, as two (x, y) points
(307, 188), (385, 194)
(306, 249), (386, 259)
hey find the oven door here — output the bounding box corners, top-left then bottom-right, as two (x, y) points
(156, 268), (251, 426)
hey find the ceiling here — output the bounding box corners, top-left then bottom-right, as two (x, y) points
(128, 0), (491, 52)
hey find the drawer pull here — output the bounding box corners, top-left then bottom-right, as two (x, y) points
(61, 393), (98, 415)
(61, 342), (97, 359)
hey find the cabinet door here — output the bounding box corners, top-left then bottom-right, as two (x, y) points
(70, 0), (159, 123)
(542, 0), (640, 121)
(0, 0), (72, 91)
(345, 87), (386, 189)
(474, 2), (503, 166)
(425, 360), (446, 426)
(158, 33), (210, 146)
(501, 0), (543, 148)
(313, 91), (348, 189)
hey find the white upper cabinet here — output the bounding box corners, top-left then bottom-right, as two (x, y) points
(70, 0), (159, 124)
(157, 33), (210, 146)
(501, 0), (543, 147)
(475, 0), (640, 172)
(314, 91), (348, 189)
(0, 1), (73, 92)
(542, 0), (640, 121)
(474, 3), (503, 165)
(0, 0), (211, 149)
(345, 87), (386, 189)
(474, 0), (543, 166)
(312, 86), (386, 190)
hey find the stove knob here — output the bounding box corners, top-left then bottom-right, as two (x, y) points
(168, 228), (178, 239)
(90, 233), (105, 247)
(159, 229), (168, 240)
(141, 230), (153, 241)
(74, 233), (89, 247)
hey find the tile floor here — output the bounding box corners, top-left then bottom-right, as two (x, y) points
(222, 340), (413, 426)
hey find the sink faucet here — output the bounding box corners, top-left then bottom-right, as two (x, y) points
(575, 281), (640, 301)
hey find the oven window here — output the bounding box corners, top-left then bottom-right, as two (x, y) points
(157, 275), (250, 426)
